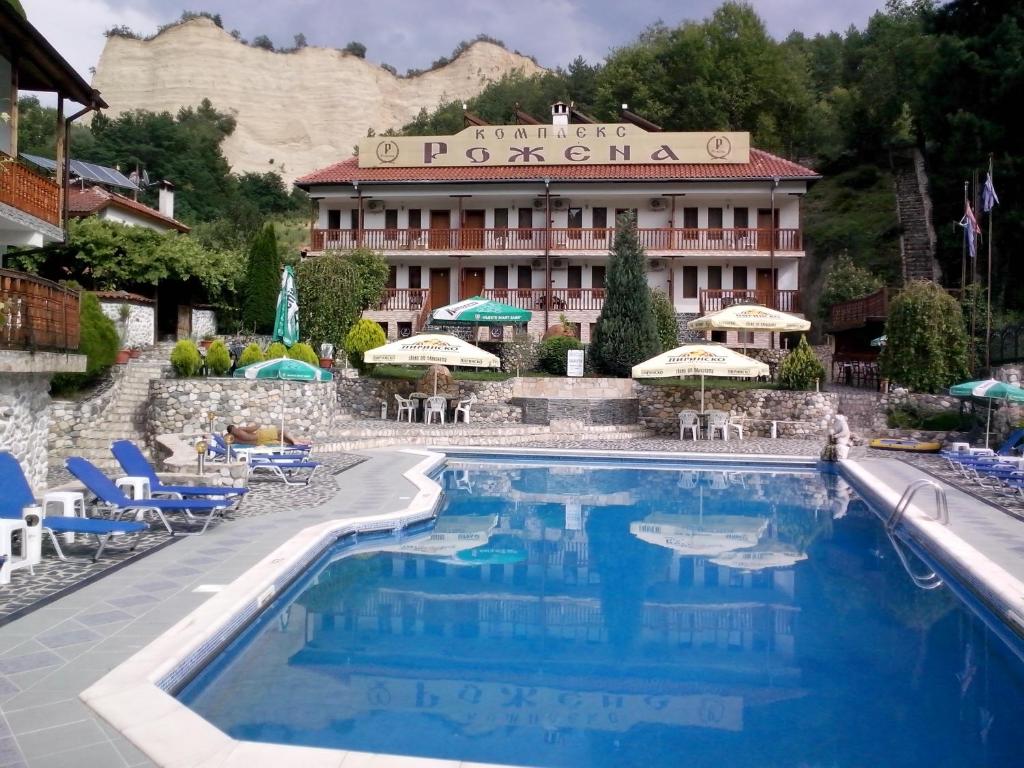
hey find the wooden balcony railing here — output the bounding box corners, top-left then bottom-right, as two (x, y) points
(483, 288), (606, 312)
(0, 269), (80, 352)
(0, 152), (61, 227)
(828, 288), (889, 331)
(372, 288), (429, 311)
(700, 289), (801, 314)
(311, 226), (803, 253)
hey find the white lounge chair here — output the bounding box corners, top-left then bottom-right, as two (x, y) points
(454, 393), (478, 423)
(678, 410), (701, 441)
(424, 395), (447, 425)
(707, 410), (729, 440)
(394, 393), (416, 422)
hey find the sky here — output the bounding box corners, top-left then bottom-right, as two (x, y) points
(23, 0), (886, 102)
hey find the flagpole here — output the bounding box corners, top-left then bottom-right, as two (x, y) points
(961, 180), (968, 298)
(970, 170), (978, 373)
(985, 154), (994, 371)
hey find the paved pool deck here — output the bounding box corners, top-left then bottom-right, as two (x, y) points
(2, 442), (1024, 767)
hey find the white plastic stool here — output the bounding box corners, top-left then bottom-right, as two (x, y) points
(1, 518), (28, 585)
(115, 476), (151, 500)
(43, 491), (86, 545)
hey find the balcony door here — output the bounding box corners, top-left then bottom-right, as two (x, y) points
(756, 268), (776, 307)
(429, 210), (451, 249)
(756, 208), (779, 250)
(461, 209), (485, 249)
(429, 268), (451, 310)
(462, 267), (485, 299)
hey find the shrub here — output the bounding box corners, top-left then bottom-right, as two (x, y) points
(818, 253), (884, 321)
(344, 319), (387, 372)
(237, 342), (264, 367)
(242, 223), (280, 333)
(537, 336), (584, 376)
(296, 249), (388, 353)
(650, 289), (678, 352)
(51, 292), (119, 395)
(880, 280), (969, 392)
(265, 341), (288, 359)
(777, 335), (825, 390)
(287, 342), (319, 366)
(205, 340), (232, 375)
(590, 212), (661, 376)
(170, 339), (202, 377)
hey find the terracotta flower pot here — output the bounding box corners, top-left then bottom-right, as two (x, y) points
(199, 339), (214, 350)
(319, 357), (333, 369)
(129, 348), (142, 359)
(115, 349), (131, 365)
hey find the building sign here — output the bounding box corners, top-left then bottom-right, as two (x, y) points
(566, 349), (585, 377)
(359, 124), (750, 168)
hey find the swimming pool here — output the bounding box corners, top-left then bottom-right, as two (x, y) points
(176, 459), (1024, 767)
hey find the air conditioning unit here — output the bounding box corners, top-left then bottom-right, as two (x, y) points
(533, 198), (546, 209)
(551, 259), (567, 269)
(649, 259), (665, 271)
(649, 197), (667, 211)
(551, 199), (571, 211)
(366, 200), (385, 212)
(531, 258), (544, 268)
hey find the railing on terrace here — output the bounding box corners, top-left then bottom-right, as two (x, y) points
(828, 288), (889, 331)
(0, 152), (61, 227)
(699, 289), (801, 314)
(370, 288), (430, 312)
(483, 288), (606, 311)
(0, 269), (80, 352)
(311, 226), (803, 253)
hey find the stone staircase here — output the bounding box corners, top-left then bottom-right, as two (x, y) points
(892, 148), (940, 284)
(50, 344), (173, 472)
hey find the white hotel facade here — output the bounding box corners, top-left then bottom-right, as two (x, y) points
(296, 104), (819, 346)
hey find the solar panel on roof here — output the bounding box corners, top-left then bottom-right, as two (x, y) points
(19, 153), (140, 191)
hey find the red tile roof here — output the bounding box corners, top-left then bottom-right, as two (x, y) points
(295, 148), (818, 186)
(93, 290), (155, 304)
(67, 186), (190, 232)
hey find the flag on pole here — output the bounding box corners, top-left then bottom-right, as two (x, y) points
(982, 172), (999, 213)
(960, 201), (981, 260)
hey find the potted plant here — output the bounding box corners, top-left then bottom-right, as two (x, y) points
(318, 342), (335, 369)
(199, 333), (216, 351)
(128, 345), (142, 359)
(116, 304), (131, 364)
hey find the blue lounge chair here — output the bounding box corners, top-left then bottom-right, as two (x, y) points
(997, 428), (1024, 456)
(110, 440), (248, 501)
(66, 457), (232, 535)
(0, 452), (148, 561)
(245, 453), (320, 486)
(209, 432), (311, 458)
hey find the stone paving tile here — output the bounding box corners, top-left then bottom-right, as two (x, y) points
(0, 651), (62, 676)
(73, 609), (134, 627)
(35, 626), (102, 650)
(27, 741), (128, 768)
(0, 735), (28, 767)
(15, 719), (108, 760)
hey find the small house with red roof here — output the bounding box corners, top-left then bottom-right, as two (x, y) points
(67, 181), (189, 234)
(295, 103), (819, 346)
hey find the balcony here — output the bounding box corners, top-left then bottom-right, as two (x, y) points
(0, 269), (80, 352)
(483, 288), (606, 311)
(0, 152), (61, 227)
(827, 288), (889, 332)
(311, 227), (803, 254)
(699, 289), (801, 314)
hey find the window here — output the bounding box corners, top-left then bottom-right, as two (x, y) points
(733, 207), (749, 229)
(733, 266), (748, 290)
(385, 209), (399, 240)
(518, 207), (533, 240)
(683, 266), (698, 298)
(711, 330), (727, 343)
(493, 265), (508, 290)
(327, 209), (341, 229)
(408, 208), (422, 236)
(707, 265), (722, 290)
(708, 207), (723, 239)
(494, 207), (508, 233)
(350, 209), (360, 229)
(518, 265), (533, 289)
(592, 266), (606, 290)
(408, 265), (421, 289)
(682, 207), (698, 229)
(567, 207), (583, 238)
(593, 206), (608, 239)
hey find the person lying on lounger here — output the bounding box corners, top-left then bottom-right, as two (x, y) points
(226, 424), (310, 447)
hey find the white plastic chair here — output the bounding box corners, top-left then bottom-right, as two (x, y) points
(454, 393), (478, 423)
(424, 395), (447, 425)
(678, 410), (701, 441)
(706, 410), (729, 440)
(394, 393), (416, 422)
(728, 417), (746, 441)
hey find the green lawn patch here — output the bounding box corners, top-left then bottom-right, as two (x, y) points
(640, 377), (779, 390)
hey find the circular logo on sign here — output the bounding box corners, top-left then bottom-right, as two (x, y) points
(376, 140), (400, 164)
(706, 135), (732, 159)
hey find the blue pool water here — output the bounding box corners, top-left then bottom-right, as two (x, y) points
(179, 461), (1024, 767)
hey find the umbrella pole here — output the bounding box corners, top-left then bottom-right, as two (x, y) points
(701, 375), (705, 414)
(986, 400), (992, 449)
(434, 368), (438, 396)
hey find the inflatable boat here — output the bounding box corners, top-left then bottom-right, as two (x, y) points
(868, 438), (942, 453)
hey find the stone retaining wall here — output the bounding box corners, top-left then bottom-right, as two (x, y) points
(514, 397), (638, 425)
(0, 373), (51, 491)
(147, 378), (341, 439)
(337, 377), (521, 423)
(638, 385), (837, 437)
(49, 365), (129, 453)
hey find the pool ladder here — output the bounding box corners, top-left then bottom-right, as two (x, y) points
(885, 479), (950, 591)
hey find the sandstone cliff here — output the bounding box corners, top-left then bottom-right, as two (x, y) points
(91, 18), (545, 184)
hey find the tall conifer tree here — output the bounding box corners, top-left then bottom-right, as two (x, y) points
(242, 223), (280, 333)
(590, 212), (661, 376)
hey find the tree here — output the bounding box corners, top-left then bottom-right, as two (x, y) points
(589, 213), (661, 376)
(818, 253), (885, 320)
(295, 250), (387, 352)
(252, 35), (275, 51)
(242, 223), (280, 334)
(650, 289), (678, 351)
(293, 33), (307, 50)
(880, 280), (969, 392)
(345, 319), (387, 371)
(345, 247), (390, 309)
(778, 335), (826, 390)
(343, 41), (367, 58)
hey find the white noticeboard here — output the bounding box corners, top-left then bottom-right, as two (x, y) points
(566, 349), (585, 377)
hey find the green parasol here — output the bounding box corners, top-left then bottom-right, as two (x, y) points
(233, 358), (333, 381)
(430, 295), (532, 325)
(272, 265), (299, 347)
(949, 378), (1024, 448)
